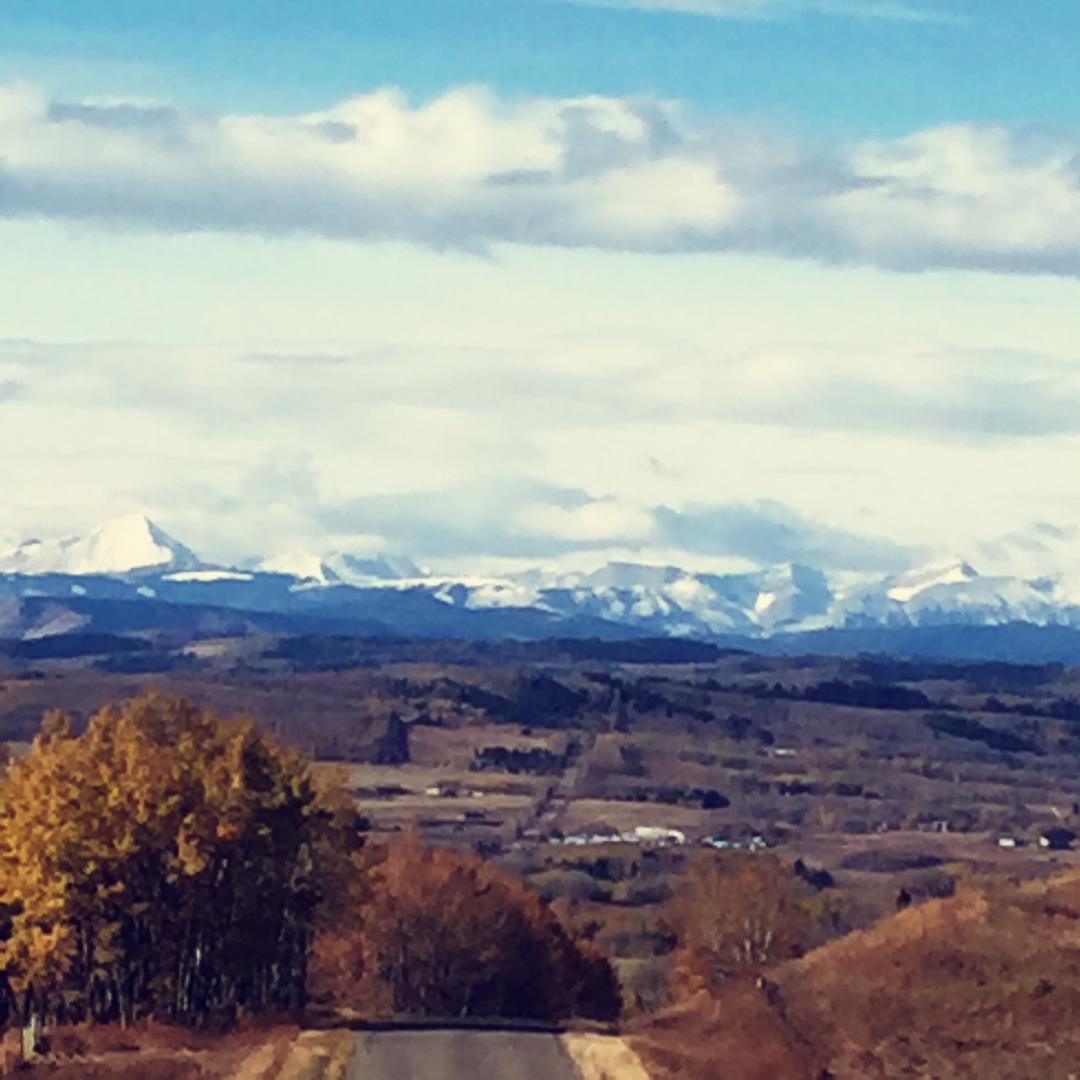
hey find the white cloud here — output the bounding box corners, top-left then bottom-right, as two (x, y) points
(5, 329), (1080, 571)
(12, 335), (1079, 448)
(2, 83), (1079, 275)
(515, 498), (658, 542)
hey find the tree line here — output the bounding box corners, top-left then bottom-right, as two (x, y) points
(0, 693), (618, 1043)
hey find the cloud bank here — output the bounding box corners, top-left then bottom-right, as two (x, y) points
(3, 83), (1080, 275)
(7, 337), (1079, 446)
(315, 486), (913, 569)
(2, 333), (1076, 571)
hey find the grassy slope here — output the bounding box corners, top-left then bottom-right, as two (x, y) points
(634, 871), (1080, 1080)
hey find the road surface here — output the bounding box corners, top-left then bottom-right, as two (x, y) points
(348, 1029), (581, 1080)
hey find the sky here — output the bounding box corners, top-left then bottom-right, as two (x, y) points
(2, 0), (1080, 577)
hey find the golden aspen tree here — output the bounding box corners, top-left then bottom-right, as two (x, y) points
(0, 693), (358, 1030)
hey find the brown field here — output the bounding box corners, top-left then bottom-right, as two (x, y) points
(406, 722), (569, 770)
(553, 798), (720, 839)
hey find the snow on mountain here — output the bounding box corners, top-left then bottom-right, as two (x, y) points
(895, 571), (1063, 626)
(500, 561), (749, 636)
(734, 563), (833, 631)
(444, 558), (1076, 636)
(431, 577), (545, 610)
(259, 549), (329, 583)
(834, 560), (1070, 629)
(457, 561), (833, 637)
(7, 515), (1080, 641)
(258, 548), (423, 587)
(885, 561), (979, 604)
(164, 570), (254, 583)
(0, 514), (201, 576)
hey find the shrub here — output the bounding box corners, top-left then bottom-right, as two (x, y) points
(926, 712), (1039, 755)
(702, 789), (731, 810)
(611, 880), (673, 907)
(840, 849), (943, 874)
(909, 869), (958, 900)
(314, 837), (621, 1022)
(531, 870), (613, 904)
(793, 859), (835, 890)
(668, 855), (813, 992)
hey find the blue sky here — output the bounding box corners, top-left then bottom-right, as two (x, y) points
(3, 0), (1075, 131)
(2, 1), (1080, 577)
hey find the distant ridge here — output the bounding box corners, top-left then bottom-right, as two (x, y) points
(3, 515), (1080, 657)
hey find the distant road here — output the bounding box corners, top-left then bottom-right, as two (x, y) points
(347, 1029), (581, 1080)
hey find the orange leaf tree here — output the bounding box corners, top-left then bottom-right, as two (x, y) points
(669, 853), (814, 993)
(313, 834), (621, 1022)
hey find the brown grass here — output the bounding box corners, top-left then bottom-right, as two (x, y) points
(637, 870), (1080, 1080)
(274, 1030), (358, 1080)
(19, 1021), (303, 1079)
(555, 799), (717, 838)
(630, 986), (813, 1080)
(562, 1032), (652, 1080)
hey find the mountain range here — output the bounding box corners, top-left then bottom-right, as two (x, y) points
(3, 514), (1080, 661)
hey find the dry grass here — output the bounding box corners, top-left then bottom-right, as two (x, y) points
(630, 987), (813, 1080)
(18, 1022), (302, 1078)
(13, 1024), (358, 1079)
(637, 870), (1080, 1080)
(783, 875), (1080, 1078)
(407, 724), (569, 770)
(561, 1033), (653, 1080)
(272, 1030), (358, 1080)
(792, 828), (1080, 873)
(555, 799), (717, 838)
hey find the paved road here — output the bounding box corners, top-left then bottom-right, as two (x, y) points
(348, 1030), (581, 1080)
(531, 733), (595, 838)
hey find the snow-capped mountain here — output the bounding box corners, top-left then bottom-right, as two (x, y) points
(437, 561), (831, 638)
(4, 515), (1080, 649)
(833, 561), (1065, 629)
(258, 549), (423, 587)
(0, 514), (201, 576)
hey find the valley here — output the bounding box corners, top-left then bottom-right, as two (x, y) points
(7, 519), (1080, 1073)
(7, 632), (1080, 1024)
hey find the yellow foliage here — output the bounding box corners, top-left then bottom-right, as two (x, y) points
(0, 692), (359, 1027)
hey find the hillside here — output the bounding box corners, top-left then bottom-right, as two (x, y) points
(636, 871), (1080, 1079)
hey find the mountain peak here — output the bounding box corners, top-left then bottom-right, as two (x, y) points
(94, 512), (167, 544)
(0, 514), (201, 576)
(886, 560), (979, 604)
(82, 514), (201, 574)
(258, 548), (423, 586)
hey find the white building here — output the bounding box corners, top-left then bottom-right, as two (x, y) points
(632, 825), (686, 846)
